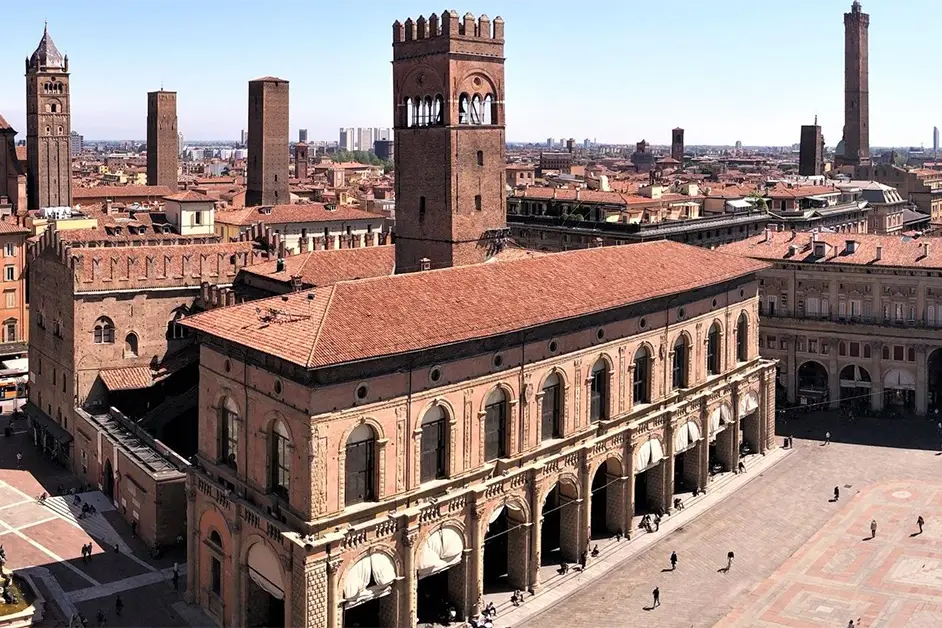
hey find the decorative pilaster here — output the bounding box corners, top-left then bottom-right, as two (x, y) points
(326, 558), (342, 628)
(529, 480), (542, 591)
(401, 530), (418, 628)
(469, 503), (485, 617)
(618, 345), (626, 413)
(574, 359), (583, 429)
(580, 457), (591, 555)
(463, 389), (473, 469)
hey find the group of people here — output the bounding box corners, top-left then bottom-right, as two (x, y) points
(468, 601), (497, 628)
(639, 511), (663, 533)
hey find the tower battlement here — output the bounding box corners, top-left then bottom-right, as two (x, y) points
(393, 11), (503, 44)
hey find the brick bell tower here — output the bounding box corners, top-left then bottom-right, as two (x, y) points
(26, 23), (73, 210)
(392, 10), (507, 273)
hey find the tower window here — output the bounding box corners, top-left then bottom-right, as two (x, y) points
(475, 195), (482, 211)
(419, 196), (426, 221)
(477, 151), (484, 166)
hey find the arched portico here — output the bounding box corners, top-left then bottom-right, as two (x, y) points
(341, 549), (399, 628)
(244, 541), (287, 628)
(589, 457), (624, 540)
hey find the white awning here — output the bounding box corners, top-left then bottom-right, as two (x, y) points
(417, 527), (465, 578)
(488, 500), (525, 525)
(635, 438), (664, 472)
(343, 552), (397, 606)
(247, 544), (285, 601)
(739, 391), (759, 416)
(840, 365), (871, 388)
(673, 421), (702, 453)
(884, 368), (916, 391)
(710, 404), (732, 433)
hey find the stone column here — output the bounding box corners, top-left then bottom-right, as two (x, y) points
(469, 504), (484, 618)
(580, 457), (591, 555)
(871, 342), (884, 412)
(828, 355), (840, 409)
(529, 480), (543, 591)
(663, 418), (676, 512)
(759, 375), (770, 453)
(624, 430), (636, 538)
(400, 530), (417, 628)
(730, 388), (742, 471)
(786, 335), (797, 404)
(184, 485), (197, 603)
(326, 558), (341, 628)
(917, 344), (928, 415)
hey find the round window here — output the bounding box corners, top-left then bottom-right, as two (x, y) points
(639, 318), (647, 329)
(596, 328), (605, 340)
(355, 384), (369, 400)
(274, 380), (282, 394)
(429, 366), (443, 384)
(712, 298), (718, 308)
(678, 307), (686, 319)
(493, 353), (504, 368)
(740, 288), (745, 298)
(548, 340), (558, 353)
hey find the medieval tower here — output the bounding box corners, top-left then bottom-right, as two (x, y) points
(392, 11), (507, 272)
(839, 0), (870, 169)
(671, 127), (684, 163)
(295, 141), (308, 180)
(26, 24), (72, 210)
(147, 90), (179, 191)
(246, 77), (289, 207)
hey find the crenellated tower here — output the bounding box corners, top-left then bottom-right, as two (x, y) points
(25, 24), (72, 210)
(392, 10), (507, 272)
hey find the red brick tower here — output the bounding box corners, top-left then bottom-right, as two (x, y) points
(392, 11), (507, 273)
(146, 90), (178, 191)
(295, 141), (308, 180)
(246, 77), (289, 207)
(839, 0), (870, 169)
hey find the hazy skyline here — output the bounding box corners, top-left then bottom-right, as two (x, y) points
(1, 0), (938, 146)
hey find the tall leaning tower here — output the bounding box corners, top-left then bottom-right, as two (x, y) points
(26, 24), (72, 210)
(392, 11), (507, 272)
(839, 0), (870, 170)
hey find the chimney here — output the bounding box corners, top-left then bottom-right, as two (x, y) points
(763, 228), (770, 243)
(275, 258), (285, 273)
(419, 257), (431, 271)
(290, 275), (302, 292)
(876, 246), (883, 261)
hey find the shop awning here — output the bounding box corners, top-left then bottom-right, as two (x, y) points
(739, 391), (760, 416)
(247, 543), (285, 601)
(884, 368), (916, 391)
(417, 527), (464, 578)
(343, 552), (396, 607)
(635, 438), (664, 472)
(710, 404), (732, 433)
(23, 402), (73, 443)
(673, 421), (702, 453)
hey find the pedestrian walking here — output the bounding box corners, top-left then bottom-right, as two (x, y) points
(652, 586), (660, 608)
(870, 519), (877, 539)
(824, 431), (831, 445)
(848, 620), (855, 628)
(727, 550), (735, 571)
(918, 515), (925, 535)
(171, 568), (179, 591)
(114, 595), (123, 617)
(669, 551), (677, 571)
(15, 452), (21, 468)
(738, 460), (746, 473)
(579, 549), (588, 570)
(834, 486), (840, 501)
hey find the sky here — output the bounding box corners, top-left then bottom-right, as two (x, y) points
(0, 0), (937, 146)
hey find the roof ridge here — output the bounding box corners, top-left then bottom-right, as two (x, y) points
(306, 285), (338, 368)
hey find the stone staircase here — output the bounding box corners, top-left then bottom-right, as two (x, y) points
(41, 493), (132, 553)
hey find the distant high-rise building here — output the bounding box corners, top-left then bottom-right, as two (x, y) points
(70, 130), (82, 157)
(298, 128), (307, 143)
(356, 127), (374, 153)
(339, 127), (355, 151)
(26, 24), (72, 209)
(836, 1), (870, 169)
(934, 127), (939, 153)
(374, 128), (392, 141)
(178, 131), (184, 154)
(374, 139), (394, 162)
(547, 137), (554, 148)
(240, 129), (247, 146)
(735, 140), (743, 150)
(671, 127), (684, 162)
(146, 90), (178, 191)
(246, 76), (289, 207)
(583, 138), (590, 150)
(799, 117), (824, 176)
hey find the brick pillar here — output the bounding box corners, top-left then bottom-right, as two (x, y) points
(446, 554), (469, 620)
(559, 494), (580, 563)
(918, 344), (929, 415)
(624, 429), (636, 537)
(326, 558), (341, 628)
(764, 371), (777, 451)
(529, 481), (543, 591)
(292, 556), (329, 628)
(731, 389), (742, 471)
(580, 459), (591, 554)
(507, 522), (530, 591)
(664, 421), (676, 513)
(469, 505), (484, 617)
(184, 485), (197, 603)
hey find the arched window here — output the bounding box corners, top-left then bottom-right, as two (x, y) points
(484, 388), (508, 461)
(633, 346), (651, 404)
(208, 530), (223, 595)
(424, 96), (433, 126)
(420, 405), (448, 483)
(93, 317), (114, 344)
(839, 341), (847, 356)
(541, 373), (562, 440)
(403, 97), (414, 128)
(706, 323), (721, 376)
(167, 308), (188, 340)
(736, 312), (749, 362)
(672, 335), (689, 389)
(590, 360), (608, 422)
(882, 345), (890, 360)
(345, 424), (377, 505)
(219, 397), (239, 467)
(270, 420), (291, 499)
(412, 98), (420, 128)
(458, 93), (470, 124)
(418, 98), (429, 127)
(124, 333), (138, 358)
(433, 95), (444, 124)
(483, 94), (494, 124)
(470, 94), (483, 124)
(1, 319), (15, 344)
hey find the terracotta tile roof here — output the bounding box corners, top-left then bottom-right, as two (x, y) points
(214, 203), (377, 227)
(241, 245), (395, 287)
(251, 76), (287, 82)
(0, 220), (29, 235)
(98, 349), (196, 391)
(164, 191), (210, 202)
(73, 185), (173, 200)
(720, 231), (942, 269)
(183, 241), (768, 369)
(765, 184), (839, 200)
(0, 115), (11, 131)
